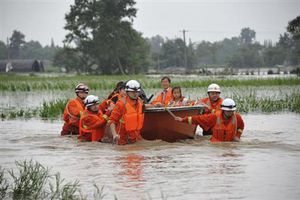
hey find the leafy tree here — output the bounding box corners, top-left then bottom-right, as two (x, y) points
(64, 0), (148, 74)
(161, 38), (185, 68)
(9, 30), (25, 59)
(20, 40), (43, 59)
(240, 27), (256, 44)
(0, 41), (7, 60)
(287, 16), (300, 40)
(53, 47), (83, 73)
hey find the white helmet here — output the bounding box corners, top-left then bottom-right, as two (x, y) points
(221, 98), (236, 111)
(125, 80), (141, 92)
(84, 95), (99, 107)
(207, 83), (221, 93)
(75, 83), (89, 93)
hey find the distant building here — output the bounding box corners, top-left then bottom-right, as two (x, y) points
(0, 59), (44, 73)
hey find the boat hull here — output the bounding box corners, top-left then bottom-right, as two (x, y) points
(141, 106), (204, 142)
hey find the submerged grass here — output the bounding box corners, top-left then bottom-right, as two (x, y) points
(1, 99), (67, 120)
(0, 160), (106, 200)
(0, 160), (167, 200)
(1, 92), (300, 121)
(1, 74), (300, 91)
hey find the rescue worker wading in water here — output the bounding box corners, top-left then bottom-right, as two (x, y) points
(195, 83), (223, 114)
(175, 98), (244, 142)
(108, 80), (145, 145)
(61, 84), (89, 136)
(78, 95), (108, 142)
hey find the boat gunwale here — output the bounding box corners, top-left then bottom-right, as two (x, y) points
(144, 105), (205, 113)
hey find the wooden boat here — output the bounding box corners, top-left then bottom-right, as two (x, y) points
(141, 105), (205, 142)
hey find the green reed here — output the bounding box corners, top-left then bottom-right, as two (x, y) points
(0, 160), (106, 200)
(232, 92), (300, 113)
(1, 74), (300, 91)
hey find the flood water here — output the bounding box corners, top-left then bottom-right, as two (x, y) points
(0, 113), (299, 200)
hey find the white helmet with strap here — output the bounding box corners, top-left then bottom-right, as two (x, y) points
(125, 80), (141, 92)
(221, 98), (236, 111)
(75, 83), (89, 93)
(84, 95), (99, 107)
(207, 83), (221, 93)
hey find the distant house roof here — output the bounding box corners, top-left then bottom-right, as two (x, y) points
(0, 59), (44, 72)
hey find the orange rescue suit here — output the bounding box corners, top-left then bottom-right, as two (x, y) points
(182, 110), (244, 142)
(99, 93), (122, 115)
(109, 96), (144, 145)
(61, 97), (85, 135)
(151, 88), (172, 106)
(79, 109), (108, 142)
(197, 97), (223, 114)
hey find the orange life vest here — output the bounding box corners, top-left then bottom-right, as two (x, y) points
(63, 97), (85, 126)
(211, 110), (237, 142)
(151, 88), (172, 106)
(79, 109), (107, 142)
(118, 96), (144, 144)
(200, 97), (223, 114)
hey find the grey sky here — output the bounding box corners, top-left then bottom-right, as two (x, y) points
(0, 0), (299, 47)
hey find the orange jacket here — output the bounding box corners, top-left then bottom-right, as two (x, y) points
(151, 87), (172, 106)
(182, 110), (244, 142)
(99, 93), (122, 115)
(197, 97), (223, 114)
(109, 96), (144, 145)
(61, 97), (85, 135)
(79, 109), (108, 142)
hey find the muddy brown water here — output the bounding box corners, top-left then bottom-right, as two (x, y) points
(0, 113), (299, 200)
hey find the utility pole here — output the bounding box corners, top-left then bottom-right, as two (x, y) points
(180, 29), (188, 70)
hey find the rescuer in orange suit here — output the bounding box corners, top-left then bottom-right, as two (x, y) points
(99, 81), (126, 115)
(149, 76), (172, 107)
(195, 83), (223, 114)
(78, 95), (108, 142)
(175, 98), (244, 142)
(108, 80), (144, 145)
(61, 84), (89, 135)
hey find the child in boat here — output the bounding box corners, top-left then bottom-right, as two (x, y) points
(168, 86), (190, 107)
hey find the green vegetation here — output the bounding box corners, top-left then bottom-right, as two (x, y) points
(0, 74), (300, 91)
(1, 99), (67, 120)
(0, 160), (106, 200)
(234, 92), (300, 113)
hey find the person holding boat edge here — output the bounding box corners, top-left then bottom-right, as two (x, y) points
(60, 84), (89, 136)
(175, 98), (244, 142)
(108, 80), (145, 145)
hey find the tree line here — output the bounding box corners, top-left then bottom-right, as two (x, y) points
(0, 0), (299, 74)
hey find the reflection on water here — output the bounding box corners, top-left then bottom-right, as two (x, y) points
(0, 113), (300, 199)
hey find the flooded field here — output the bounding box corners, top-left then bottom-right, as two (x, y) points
(0, 75), (300, 199)
(0, 113), (299, 200)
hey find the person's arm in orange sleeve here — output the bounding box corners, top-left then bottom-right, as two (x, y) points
(235, 113), (244, 138)
(81, 115), (107, 130)
(68, 100), (82, 126)
(99, 99), (108, 114)
(176, 114), (216, 132)
(108, 101), (125, 143)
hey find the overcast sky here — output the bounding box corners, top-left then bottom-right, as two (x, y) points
(0, 0), (299, 47)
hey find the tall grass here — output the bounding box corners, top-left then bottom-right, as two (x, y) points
(0, 160), (166, 200)
(1, 99), (67, 120)
(0, 160), (106, 200)
(1, 74), (300, 91)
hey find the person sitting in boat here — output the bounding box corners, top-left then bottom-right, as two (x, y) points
(61, 84), (89, 136)
(149, 76), (172, 107)
(195, 83), (223, 114)
(168, 86), (189, 107)
(175, 98), (244, 142)
(108, 80), (145, 145)
(78, 95), (108, 142)
(99, 81), (126, 115)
